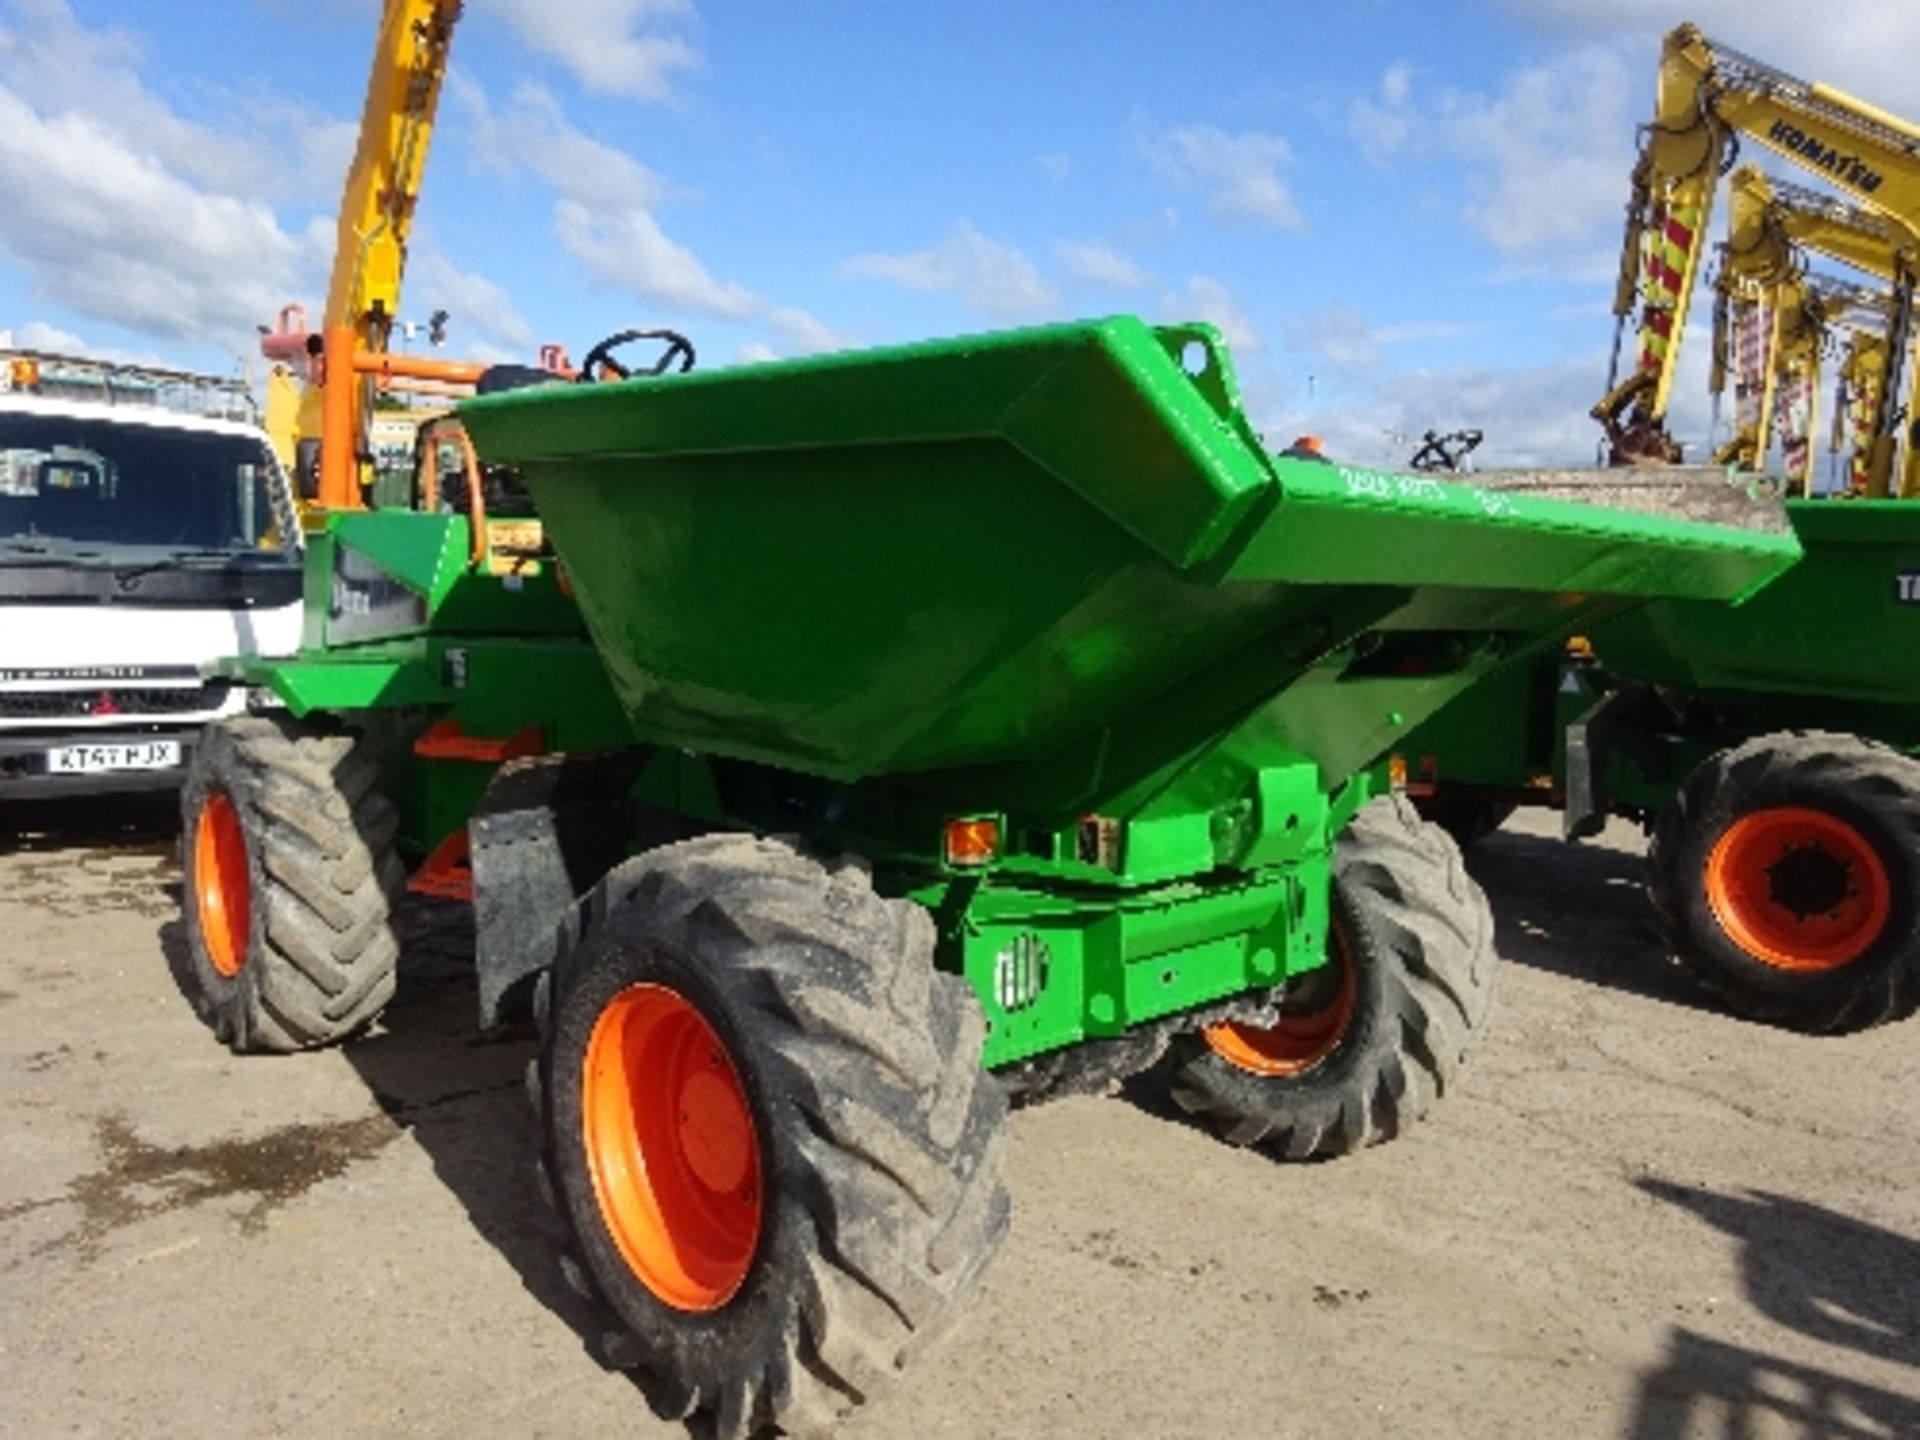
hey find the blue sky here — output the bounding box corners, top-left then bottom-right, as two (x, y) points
(0, 0), (1914, 468)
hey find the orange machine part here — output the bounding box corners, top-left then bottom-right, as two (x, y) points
(1202, 928), (1357, 1078)
(581, 983), (763, 1311)
(1705, 806), (1892, 971)
(194, 792), (252, 978)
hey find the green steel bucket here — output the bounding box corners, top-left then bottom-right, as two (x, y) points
(1591, 499), (1920, 713)
(459, 317), (1798, 805)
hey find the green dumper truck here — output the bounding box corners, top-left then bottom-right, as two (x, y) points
(1399, 474), (1920, 1035)
(177, 319), (1797, 1437)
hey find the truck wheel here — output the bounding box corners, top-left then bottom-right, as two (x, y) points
(531, 834), (1009, 1439)
(179, 715), (403, 1052)
(1647, 732), (1920, 1033)
(1167, 795), (1496, 1160)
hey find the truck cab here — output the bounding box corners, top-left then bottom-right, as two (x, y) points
(0, 350), (302, 798)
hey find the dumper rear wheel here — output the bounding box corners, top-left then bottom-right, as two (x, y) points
(179, 715), (403, 1052)
(1648, 732), (1920, 1033)
(532, 834), (1009, 1439)
(1167, 796), (1495, 1160)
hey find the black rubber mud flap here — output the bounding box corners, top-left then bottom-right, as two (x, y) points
(469, 748), (671, 1027)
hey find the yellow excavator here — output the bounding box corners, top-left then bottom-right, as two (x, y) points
(1707, 262), (1820, 485)
(1596, 22), (1920, 493)
(1835, 326), (1895, 492)
(1716, 166), (1919, 496)
(1804, 274), (1897, 491)
(1713, 266), (1894, 491)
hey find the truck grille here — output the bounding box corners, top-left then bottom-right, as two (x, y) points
(0, 682), (231, 719)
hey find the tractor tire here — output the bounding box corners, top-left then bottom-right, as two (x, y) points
(179, 714), (404, 1052)
(1647, 731), (1920, 1033)
(531, 834), (1009, 1439)
(1167, 795), (1496, 1160)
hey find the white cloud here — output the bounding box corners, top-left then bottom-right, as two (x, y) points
(1351, 63), (1415, 162)
(1272, 314), (1719, 472)
(1141, 125), (1304, 231)
(453, 77), (760, 321)
(843, 224), (1057, 320)
(0, 2), (351, 353)
(1494, 2), (1920, 116)
(1055, 240), (1147, 290)
(408, 251), (535, 355)
(0, 0), (344, 206)
(763, 306), (855, 356)
(1350, 49), (1636, 261)
(477, 0), (700, 101)
(1279, 358), (1608, 470)
(1281, 305), (1480, 373)
(1374, 320), (1482, 347)
(554, 199), (757, 319)
(452, 78), (855, 348)
(1285, 303), (1380, 370)
(1160, 275), (1260, 352)
(13, 319), (86, 352)
(1035, 152), (1074, 183)
(455, 77), (664, 211)
(0, 89), (306, 346)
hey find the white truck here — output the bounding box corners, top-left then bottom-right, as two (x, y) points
(0, 349), (303, 798)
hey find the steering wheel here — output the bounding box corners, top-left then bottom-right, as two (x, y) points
(1409, 428), (1485, 473)
(576, 329), (697, 383)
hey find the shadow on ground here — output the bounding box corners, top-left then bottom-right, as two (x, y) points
(1639, 1181), (1920, 1369)
(154, 890), (711, 1428)
(1462, 825), (1723, 1015)
(1627, 1181), (1920, 1438)
(0, 790), (179, 854)
(337, 900), (594, 1327)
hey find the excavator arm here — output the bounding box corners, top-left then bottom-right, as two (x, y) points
(1595, 43), (1728, 463)
(1679, 28), (1920, 223)
(1729, 167), (1917, 281)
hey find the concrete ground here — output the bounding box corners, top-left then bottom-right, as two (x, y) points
(1, 798), (1916, 1439)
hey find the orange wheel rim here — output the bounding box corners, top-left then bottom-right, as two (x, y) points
(193, 792), (251, 979)
(582, 982), (762, 1311)
(1705, 807), (1892, 971)
(1203, 927), (1357, 1077)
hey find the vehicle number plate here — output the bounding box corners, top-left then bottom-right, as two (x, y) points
(45, 740), (183, 774)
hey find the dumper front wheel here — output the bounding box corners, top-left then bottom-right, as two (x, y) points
(532, 834), (1009, 1439)
(1648, 732), (1920, 1033)
(179, 715), (403, 1052)
(1168, 796), (1495, 1160)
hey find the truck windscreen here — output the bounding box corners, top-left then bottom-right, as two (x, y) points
(0, 413), (291, 558)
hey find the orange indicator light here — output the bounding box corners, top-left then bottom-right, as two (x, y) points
(944, 817), (1001, 867)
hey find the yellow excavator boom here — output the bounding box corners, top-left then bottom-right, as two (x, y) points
(259, 0), (465, 509)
